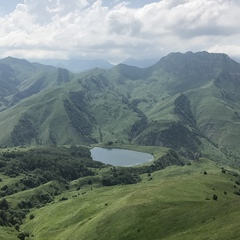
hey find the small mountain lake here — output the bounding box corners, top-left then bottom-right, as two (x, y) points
(90, 147), (154, 167)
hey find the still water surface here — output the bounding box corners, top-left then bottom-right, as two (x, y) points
(90, 147), (154, 167)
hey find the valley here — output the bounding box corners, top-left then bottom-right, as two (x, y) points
(0, 51), (240, 239)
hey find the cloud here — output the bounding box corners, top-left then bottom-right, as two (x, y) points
(0, 0), (240, 61)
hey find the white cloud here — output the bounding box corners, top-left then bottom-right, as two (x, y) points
(0, 0), (240, 61)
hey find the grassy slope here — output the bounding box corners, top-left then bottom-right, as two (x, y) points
(18, 159), (240, 240)
(0, 87), (71, 145)
(1, 52), (240, 161)
(187, 81), (240, 163)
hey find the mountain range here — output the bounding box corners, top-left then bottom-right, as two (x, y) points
(32, 58), (158, 73)
(34, 58), (114, 73)
(0, 51), (240, 165)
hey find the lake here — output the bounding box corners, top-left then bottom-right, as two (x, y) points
(90, 147), (154, 167)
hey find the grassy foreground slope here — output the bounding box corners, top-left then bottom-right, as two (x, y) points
(21, 159), (240, 240)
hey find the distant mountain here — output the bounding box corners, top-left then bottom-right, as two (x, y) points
(1, 52), (240, 165)
(121, 58), (158, 68)
(0, 57), (74, 110)
(34, 58), (114, 73)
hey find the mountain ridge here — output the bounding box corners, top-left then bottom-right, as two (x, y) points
(0, 51), (240, 165)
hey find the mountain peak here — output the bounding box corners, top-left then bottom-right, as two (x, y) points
(1, 56), (30, 63)
(0, 56), (36, 71)
(153, 51), (234, 71)
(163, 51), (229, 60)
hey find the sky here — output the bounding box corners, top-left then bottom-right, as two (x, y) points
(0, 0), (240, 63)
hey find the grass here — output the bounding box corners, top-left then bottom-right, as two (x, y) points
(0, 226), (17, 240)
(0, 174), (22, 189)
(16, 158), (240, 240)
(187, 82), (240, 165)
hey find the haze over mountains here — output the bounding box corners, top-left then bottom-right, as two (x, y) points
(34, 58), (114, 73)
(33, 58), (159, 73)
(0, 51), (240, 165)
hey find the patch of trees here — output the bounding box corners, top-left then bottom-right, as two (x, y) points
(0, 146), (104, 183)
(121, 96), (148, 139)
(174, 93), (196, 127)
(64, 99), (90, 135)
(0, 198), (27, 227)
(136, 121), (201, 159)
(132, 149), (185, 175)
(2, 151), (24, 159)
(69, 91), (96, 125)
(82, 75), (110, 91)
(63, 93), (96, 142)
(17, 232), (30, 240)
(70, 145), (91, 158)
(159, 123), (199, 149)
(11, 114), (39, 146)
(129, 117), (148, 139)
(102, 167), (141, 186)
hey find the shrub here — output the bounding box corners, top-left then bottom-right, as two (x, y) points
(1, 185), (8, 191)
(0, 198), (9, 210)
(235, 181), (240, 185)
(102, 168), (141, 186)
(17, 233), (26, 240)
(213, 194), (218, 201)
(59, 197), (68, 201)
(87, 179), (93, 185)
(233, 191), (240, 196)
(17, 232), (29, 240)
(15, 224), (20, 231)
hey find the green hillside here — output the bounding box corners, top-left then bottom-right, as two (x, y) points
(1, 48), (240, 240)
(1, 154), (240, 240)
(0, 51), (240, 164)
(0, 57), (74, 110)
(0, 145), (183, 239)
